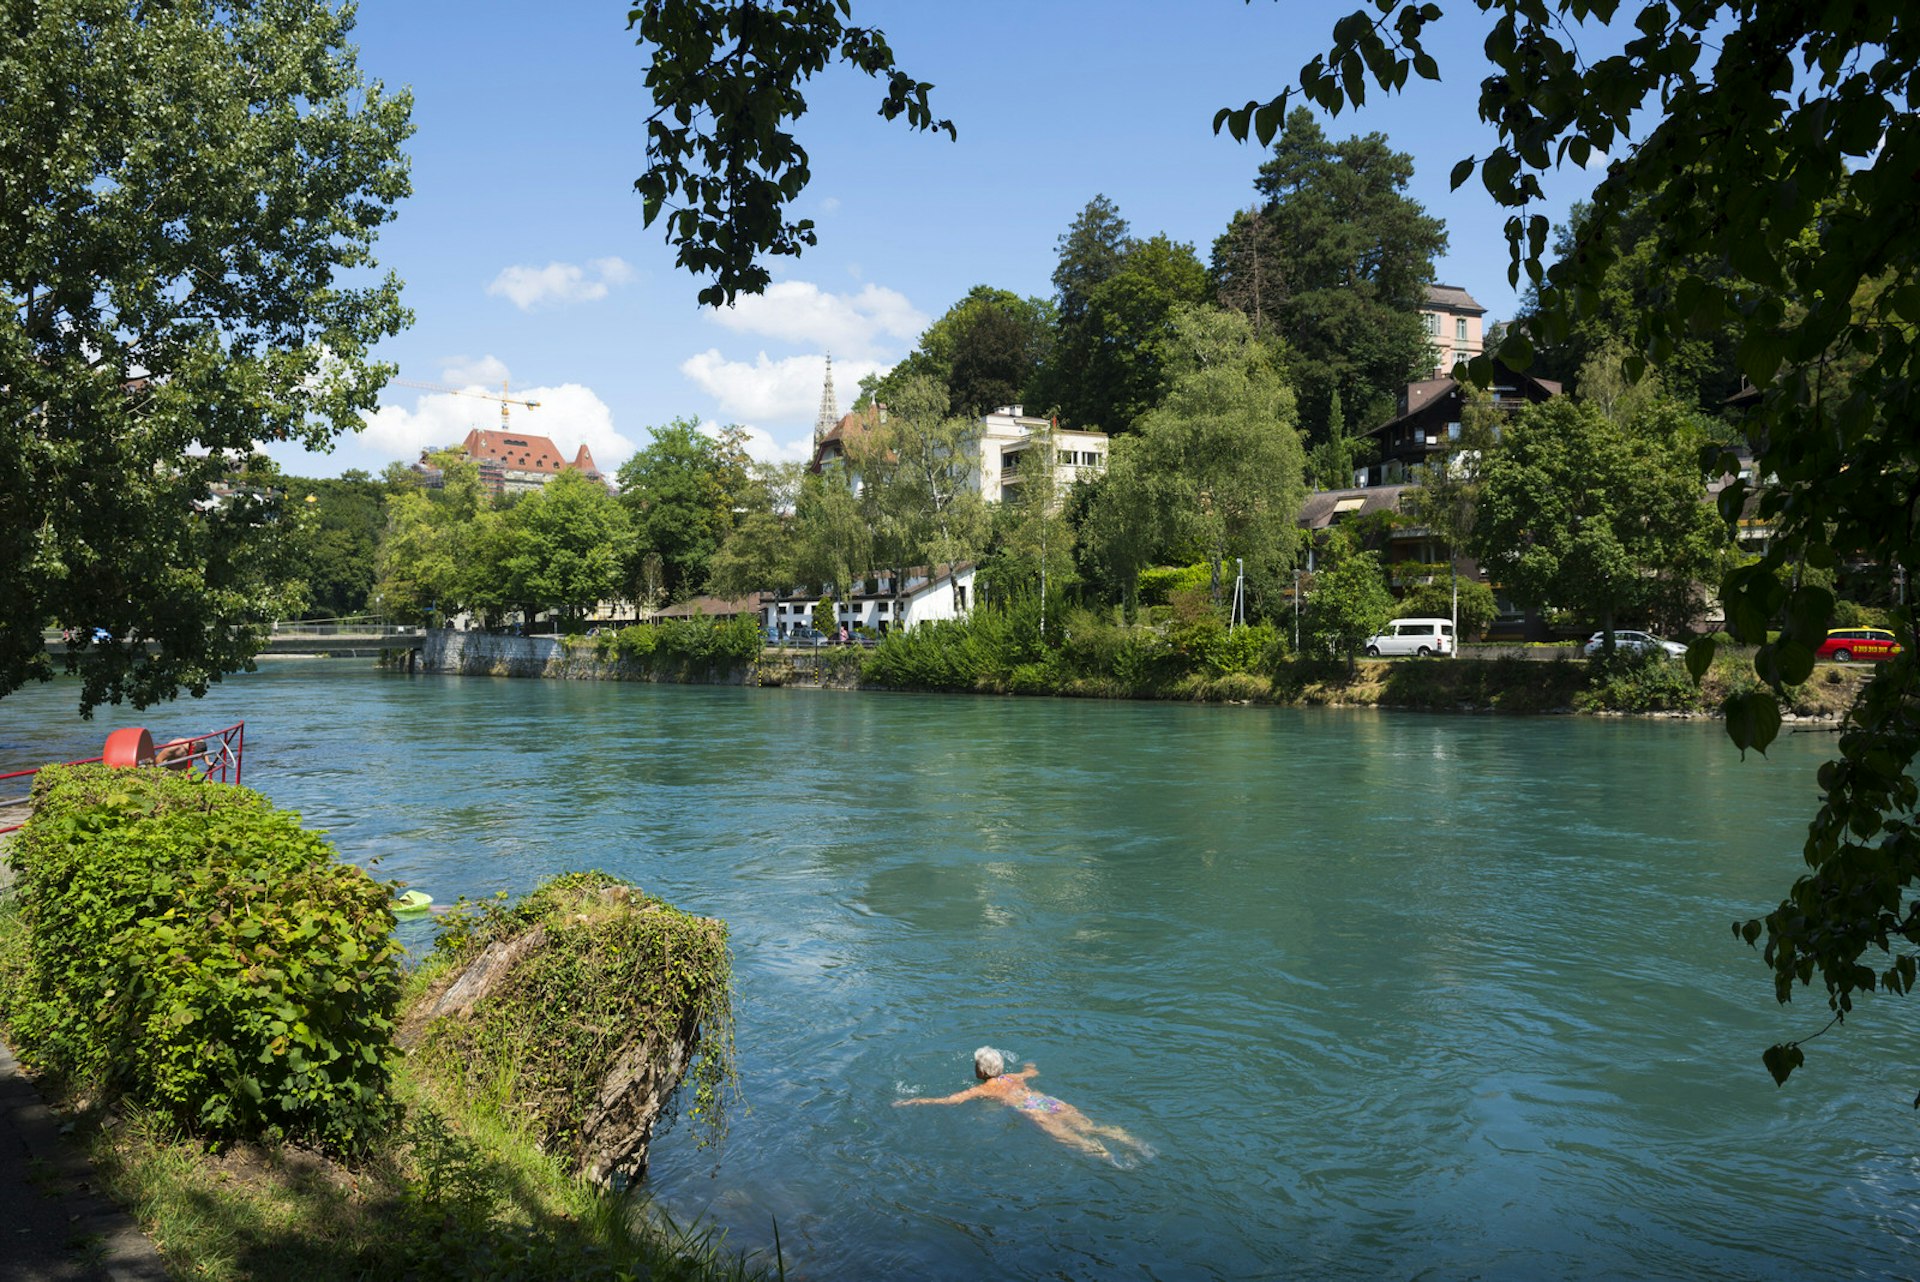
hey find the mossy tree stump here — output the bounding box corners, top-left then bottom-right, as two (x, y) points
(401, 873), (734, 1185)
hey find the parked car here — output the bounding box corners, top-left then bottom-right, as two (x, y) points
(1364, 618), (1456, 658)
(1582, 630), (1686, 658)
(1817, 627), (1903, 662)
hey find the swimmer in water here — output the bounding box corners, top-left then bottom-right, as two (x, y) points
(895, 1047), (1152, 1165)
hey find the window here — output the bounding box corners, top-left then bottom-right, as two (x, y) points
(1456, 318), (1468, 342)
(956, 585), (968, 610)
(1402, 623), (1435, 636)
(1424, 313), (1440, 335)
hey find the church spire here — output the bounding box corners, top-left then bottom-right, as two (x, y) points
(814, 353), (840, 447)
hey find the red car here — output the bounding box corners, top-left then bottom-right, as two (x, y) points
(1817, 627), (1904, 662)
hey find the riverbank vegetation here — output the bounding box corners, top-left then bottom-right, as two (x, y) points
(854, 601), (1871, 718)
(0, 770), (757, 1281)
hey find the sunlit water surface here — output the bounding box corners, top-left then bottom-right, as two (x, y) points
(5, 661), (1919, 1280)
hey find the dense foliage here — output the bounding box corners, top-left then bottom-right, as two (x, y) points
(585, 614), (765, 674)
(2, 766), (401, 1150)
(414, 871), (736, 1163)
(2, 0), (411, 714)
(1472, 399), (1729, 647)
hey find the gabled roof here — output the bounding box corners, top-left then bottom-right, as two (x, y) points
(1366, 362), (1562, 439)
(1297, 485), (1415, 530)
(1424, 283), (1485, 315)
(811, 405), (883, 472)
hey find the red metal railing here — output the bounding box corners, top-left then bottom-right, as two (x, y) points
(0, 720), (245, 834)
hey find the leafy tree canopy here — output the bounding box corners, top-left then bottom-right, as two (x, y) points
(1119, 305), (1306, 611)
(1051, 194), (1132, 330)
(628, 0), (952, 305)
(1041, 233), (1210, 433)
(1470, 398), (1727, 645)
(1512, 200), (1745, 412)
(870, 286), (1053, 418)
(279, 472), (388, 620)
(3, 0), (412, 713)
(483, 470), (632, 625)
(616, 419), (753, 601)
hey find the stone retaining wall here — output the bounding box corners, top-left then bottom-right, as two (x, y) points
(419, 630), (756, 685)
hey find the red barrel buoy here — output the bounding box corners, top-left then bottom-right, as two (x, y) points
(102, 727), (153, 768)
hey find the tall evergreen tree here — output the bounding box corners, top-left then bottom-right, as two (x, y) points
(1210, 108), (1446, 444)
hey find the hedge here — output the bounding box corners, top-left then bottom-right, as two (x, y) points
(2, 765), (400, 1150)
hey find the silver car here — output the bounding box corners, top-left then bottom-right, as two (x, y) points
(1583, 630), (1686, 658)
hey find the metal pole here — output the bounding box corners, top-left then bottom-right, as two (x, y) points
(1293, 568), (1301, 653)
(1450, 562), (1459, 659)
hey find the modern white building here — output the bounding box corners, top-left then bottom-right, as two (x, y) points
(760, 565), (977, 637)
(969, 405), (1108, 505)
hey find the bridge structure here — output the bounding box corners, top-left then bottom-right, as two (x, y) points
(43, 616), (424, 659)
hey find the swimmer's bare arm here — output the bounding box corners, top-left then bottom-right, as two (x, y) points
(894, 1085), (989, 1106)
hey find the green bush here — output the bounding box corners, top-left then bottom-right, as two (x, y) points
(1577, 648), (1704, 713)
(1137, 562), (1211, 606)
(4, 766), (400, 1150)
(415, 872), (734, 1164)
(603, 615), (761, 673)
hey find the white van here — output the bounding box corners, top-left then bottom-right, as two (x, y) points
(1364, 617), (1456, 658)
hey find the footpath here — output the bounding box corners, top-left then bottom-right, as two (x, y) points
(0, 825), (166, 1281)
(0, 1038), (167, 1281)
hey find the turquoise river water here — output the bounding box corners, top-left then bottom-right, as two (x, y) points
(4, 660), (1920, 1280)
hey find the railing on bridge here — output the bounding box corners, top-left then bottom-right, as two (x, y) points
(270, 615), (421, 638)
(0, 721), (245, 835)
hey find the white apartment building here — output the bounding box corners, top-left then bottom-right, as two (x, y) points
(969, 405), (1108, 505)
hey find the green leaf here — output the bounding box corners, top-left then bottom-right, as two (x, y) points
(1724, 690), (1782, 756)
(1449, 156), (1475, 190)
(1685, 635), (1716, 681)
(1762, 1042), (1804, 1087)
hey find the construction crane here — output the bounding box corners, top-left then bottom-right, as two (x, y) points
(391, 378), (540, 431)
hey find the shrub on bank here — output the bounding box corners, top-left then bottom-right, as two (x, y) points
(587, 614), (763, 674)
(2, 766), (400, 1150)
(1576, 648), (1705, 713)
(409, 871), (735, 1171)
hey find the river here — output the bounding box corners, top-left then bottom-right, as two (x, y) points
(3, 660), (1917, 1280)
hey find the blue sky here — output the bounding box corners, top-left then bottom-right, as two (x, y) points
(270, 0), (1610, 480)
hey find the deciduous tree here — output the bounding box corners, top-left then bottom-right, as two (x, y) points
(2, 0), (411, 712)
(1127, 306), (1307, 610)
(617, 419), (753, 600)
(1469, 399), (1726, 649)
(1042, 235), (1210, 433)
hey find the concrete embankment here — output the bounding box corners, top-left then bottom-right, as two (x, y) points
(416, 630), (758, 684)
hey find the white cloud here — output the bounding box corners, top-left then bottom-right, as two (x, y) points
(360, 377), (637, 470)
(486, 257), (634, 311)
(681, 349), (889, 428)
(438, 354), (510, 387)
(705, 281), (925, 359)
(590, 256), (635, 286)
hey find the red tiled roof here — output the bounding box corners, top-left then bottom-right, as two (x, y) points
(462, 428), (601, 478)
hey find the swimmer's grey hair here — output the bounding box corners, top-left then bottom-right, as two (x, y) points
(973, 1046), (1005, 1077)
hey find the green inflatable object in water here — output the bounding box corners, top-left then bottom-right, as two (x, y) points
(394, 890), (433, 915)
